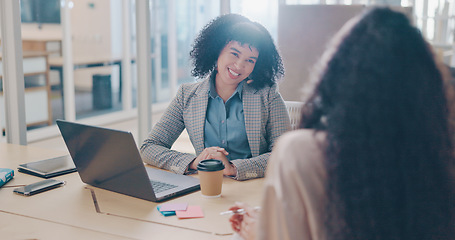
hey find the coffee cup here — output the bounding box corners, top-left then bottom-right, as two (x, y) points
(197, 159), (225, 198)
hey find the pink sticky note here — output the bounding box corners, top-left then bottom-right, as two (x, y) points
(159, 203), (188, 212)
(175, 205), (204, 219)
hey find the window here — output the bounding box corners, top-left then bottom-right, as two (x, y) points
(21, 0), (61, 24)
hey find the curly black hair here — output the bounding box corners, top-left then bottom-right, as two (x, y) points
(190, 14), (284, 89)
(301, 7), (455, 240)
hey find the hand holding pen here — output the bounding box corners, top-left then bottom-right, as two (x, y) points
(220, 206), (261, 215)
(227, 202), (260, 240)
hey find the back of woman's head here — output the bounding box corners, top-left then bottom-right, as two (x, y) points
(302, 7), (455, 240)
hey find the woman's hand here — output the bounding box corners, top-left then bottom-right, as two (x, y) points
(208, 150), (237, 176)
(229, 202), (259, 240)
(190, 147), (236, 176)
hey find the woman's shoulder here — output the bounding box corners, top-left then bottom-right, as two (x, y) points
(178, 78), (210, 96)
(272, 129), (326, 171)
(264, 129), (327, 240)
(275, 129), (325, 150)
(244, 82), (283, 104)
(180, 78), (208, 89)
(250, 82), (278, 93)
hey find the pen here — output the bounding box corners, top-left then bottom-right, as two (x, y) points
(219, 206), (261, 215)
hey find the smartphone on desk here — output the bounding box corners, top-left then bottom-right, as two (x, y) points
(13, 179), (65, 196)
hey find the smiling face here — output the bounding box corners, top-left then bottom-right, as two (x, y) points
(215, 41), (259, 89)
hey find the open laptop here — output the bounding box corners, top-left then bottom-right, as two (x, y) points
(56, 120), (200, 202)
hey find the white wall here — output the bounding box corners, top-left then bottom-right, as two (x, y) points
(278, 5), (363, 101)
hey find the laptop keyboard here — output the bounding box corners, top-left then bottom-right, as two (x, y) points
(150, 180), (178, 193)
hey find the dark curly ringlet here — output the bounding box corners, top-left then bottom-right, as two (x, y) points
(301, 7), (455, 240)
(190, 14), (284, 89)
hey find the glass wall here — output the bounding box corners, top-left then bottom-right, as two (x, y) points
(414, 0), (455, 47)
(152, 0), (219, 104)
(231, 0), (279, 39)
(0, 0), (226, 143)
(18, 0), (131, 129)
(284, 0), (455, 48)
(175, 0), (220, 85)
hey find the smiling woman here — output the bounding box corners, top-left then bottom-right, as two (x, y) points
(215, 41), (259, 101)
(140, 14), (290, 181)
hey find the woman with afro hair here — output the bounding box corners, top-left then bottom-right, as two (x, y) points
(229, 7), (455, 239)
(140, 14), (290, 181)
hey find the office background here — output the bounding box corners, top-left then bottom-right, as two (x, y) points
(0, 0), (453, 146)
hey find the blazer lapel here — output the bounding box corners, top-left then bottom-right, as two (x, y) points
(190, 77), (210, 154)
(243, 84), (261, 157)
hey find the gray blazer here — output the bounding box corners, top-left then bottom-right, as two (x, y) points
(140, 77), (290, 180)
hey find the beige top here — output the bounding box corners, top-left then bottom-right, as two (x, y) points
(257, 129), (327, 240)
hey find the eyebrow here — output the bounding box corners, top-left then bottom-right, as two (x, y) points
(230, 47), (258, 60)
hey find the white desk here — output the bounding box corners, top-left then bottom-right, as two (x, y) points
(0, 143), (264, 239)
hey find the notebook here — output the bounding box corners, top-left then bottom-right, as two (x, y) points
(18, 155), (76, 178)
(56, 120), (200, 202)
